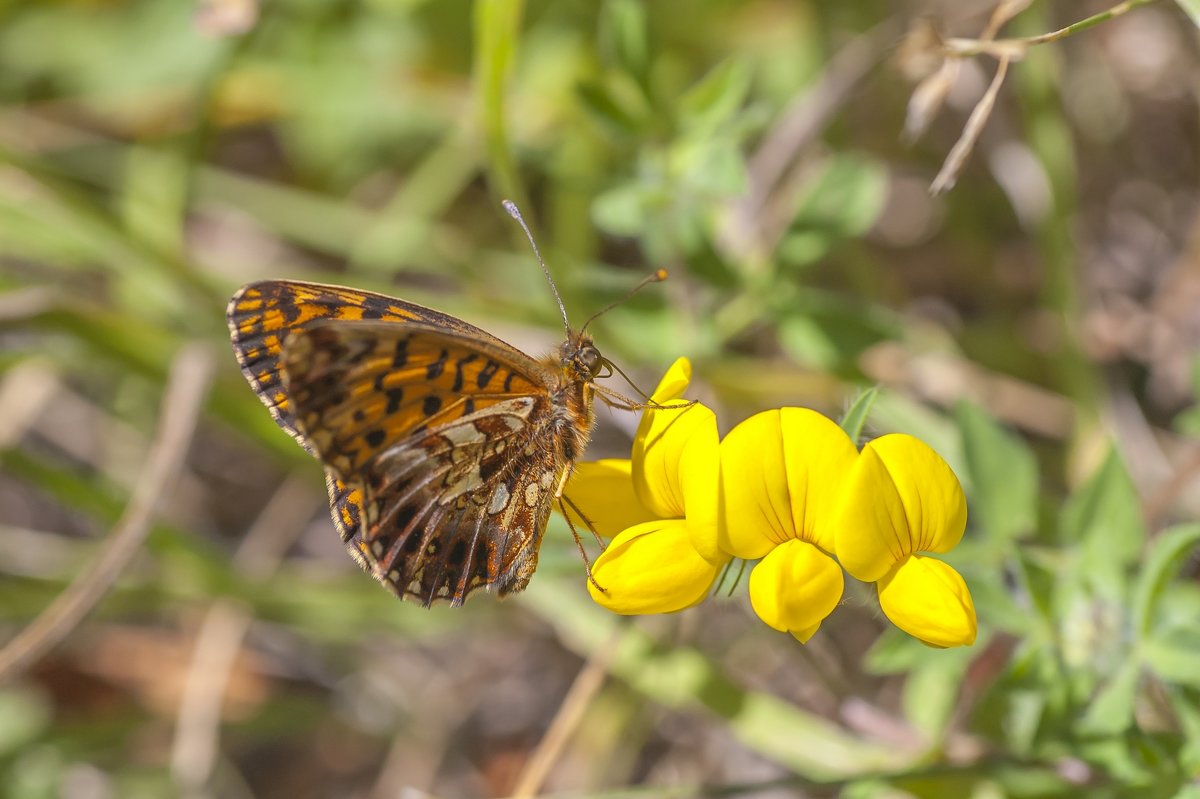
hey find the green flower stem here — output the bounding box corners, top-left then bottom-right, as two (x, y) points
(473, 0), (530, 211)
(944, 0), (1163, 58)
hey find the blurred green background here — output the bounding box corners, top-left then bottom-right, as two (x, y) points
(2, 0), (1200, 797)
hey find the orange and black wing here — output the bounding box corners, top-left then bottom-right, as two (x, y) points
(282, 321), (566, 606)
(226, 280), (512, 453)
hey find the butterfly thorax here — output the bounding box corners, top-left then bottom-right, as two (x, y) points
(540, 332), (603, 466)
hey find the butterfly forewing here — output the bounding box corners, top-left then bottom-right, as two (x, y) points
(227, 280), (517, 451)
(282, 321), (567, 606)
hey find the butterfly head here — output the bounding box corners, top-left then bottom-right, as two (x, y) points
(561, 333), (606, 381)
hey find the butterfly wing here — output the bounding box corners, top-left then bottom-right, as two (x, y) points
(227, 280), (515, 453)
(283, 321), (568, 606)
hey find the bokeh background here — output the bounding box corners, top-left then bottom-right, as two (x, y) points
(2, 1), (1200, 797)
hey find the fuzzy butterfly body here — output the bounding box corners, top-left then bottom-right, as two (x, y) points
(227, 280), (601, 606)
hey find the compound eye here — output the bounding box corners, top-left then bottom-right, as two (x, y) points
(579, 345), (603, 377)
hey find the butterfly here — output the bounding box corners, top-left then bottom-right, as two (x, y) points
(227, 206), (664, 607)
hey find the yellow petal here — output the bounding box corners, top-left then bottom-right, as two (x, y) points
(632, 358), (718, 521)
(877, 554), (977, 647)
(587, 519), (723, 615)
(834, 434), (967, 582)
(677, 408), (722, 565)
(563, 459), (656, 538)
(649, 356), (693, 404)
(790, 622), (822, 644)
(719, 409), (859, 559)
(747, 539), (844, 637)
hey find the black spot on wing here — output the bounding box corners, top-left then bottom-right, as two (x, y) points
(452, 354), (479, 392)
(426, 349), (447, 379)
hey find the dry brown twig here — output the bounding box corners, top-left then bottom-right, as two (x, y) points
(0, 343), (215, 683)
(911, 0), (1160, 194)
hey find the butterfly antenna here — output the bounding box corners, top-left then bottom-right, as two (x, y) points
(503, 199), (571, 337)
(579, 268), (669, 335)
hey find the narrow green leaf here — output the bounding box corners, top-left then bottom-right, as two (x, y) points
(473, 0), (528, 207)
(1078, 657), (1140, 734)
(1143, 631), (1200, 687)
(955, 401), (1038, 545)
(901, 653), (972, 738)
(1060, 448), (1144, 597)
(678, 58), (751, 130)
(576, 79), (643, 136)
(839, 386), (878, 442)
(1130, 524), (1200, 638)
(601, 0), (649, 79)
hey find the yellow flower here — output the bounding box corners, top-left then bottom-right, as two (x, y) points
(565, 358), (727, 614)
(719, 409), (859, 642)
(832, 434), (976, 648)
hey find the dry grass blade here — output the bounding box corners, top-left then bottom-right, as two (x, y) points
(506, 629), (622, 799)
(929, 55), (1011, 196)
(0, 343), (215, 683)
(983, 0), (1035, 39)
(904, 59), (961, 143)
(0, 360), (58, 449)
(170, 475), (322, 797)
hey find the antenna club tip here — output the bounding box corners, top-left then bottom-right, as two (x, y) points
(502, 199), (520, 218)
(654, 268), (669, 282)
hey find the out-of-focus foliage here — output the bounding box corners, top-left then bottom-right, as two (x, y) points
(1, 0), (1199, 797)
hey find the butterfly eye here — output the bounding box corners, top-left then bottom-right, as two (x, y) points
(578, 345), (603, 377)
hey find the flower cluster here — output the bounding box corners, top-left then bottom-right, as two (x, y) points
(565, 358), (976, 648)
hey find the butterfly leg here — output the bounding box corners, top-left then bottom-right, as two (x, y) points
(558, 496), (607, 595)
(559, 492), (606, 551)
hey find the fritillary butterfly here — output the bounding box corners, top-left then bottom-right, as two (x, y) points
(227, 206), (661, 607)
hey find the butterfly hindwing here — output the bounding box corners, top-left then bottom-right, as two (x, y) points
(285, 322), (566, 606)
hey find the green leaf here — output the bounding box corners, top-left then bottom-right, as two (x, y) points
(786, 154), (887, 254)
(1175, 0), (1200, 28)
(678, 58), (751, 131)
(1169, 786), (1200, 799)
(955, 401), (1038, 545)
(1078, 657), (1140, 734)
(0, 689), (52, 757)
(778, 314), (841, 370)
(1143, 630), (1200, 687)
(902, 653), (972, 738)
(839, 387), (879, 442)
(1130, 524), (1200, 639)
(592, 182), (653, 237)
(864, 628), (927, 675)
(1167, 687), (1200, 776)
(1060, 448), (1144, 594)
(600, 0), (649, 79)
(576, 78), (644, 136)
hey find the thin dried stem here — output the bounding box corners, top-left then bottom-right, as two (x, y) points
(507, 629), (622, 799)
(0, 343), (215, 683)
(929, 55), (1011, 196)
